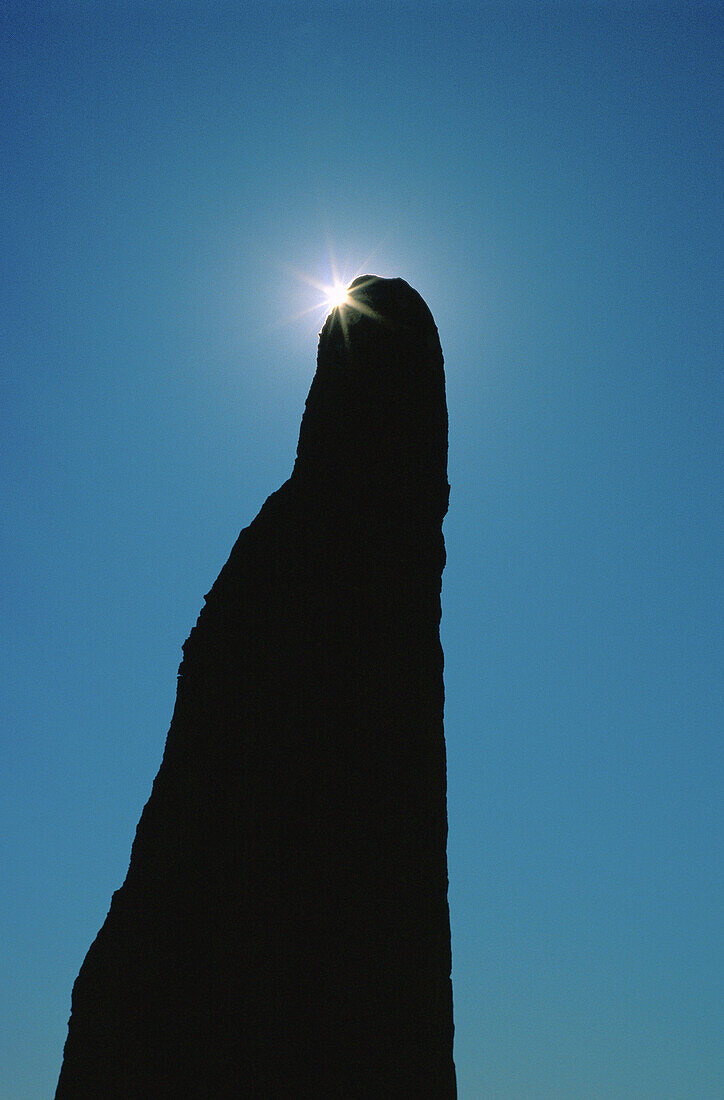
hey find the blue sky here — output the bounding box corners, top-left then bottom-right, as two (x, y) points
(2, 2), (722, 1096)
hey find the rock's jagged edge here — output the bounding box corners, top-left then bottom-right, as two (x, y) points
(56, 275), (456, 1098)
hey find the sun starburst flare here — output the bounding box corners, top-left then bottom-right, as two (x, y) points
(326, 282), (350, 310)
(286, 246), (385, 346)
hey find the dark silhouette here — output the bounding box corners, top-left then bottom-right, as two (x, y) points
(56, 275), (455, 1097)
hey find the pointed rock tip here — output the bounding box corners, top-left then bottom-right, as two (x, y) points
(323, 274), (437, 340)
(296, 274), (448, 516)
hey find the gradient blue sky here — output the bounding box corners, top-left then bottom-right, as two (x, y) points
(2, 3), (722, 1096)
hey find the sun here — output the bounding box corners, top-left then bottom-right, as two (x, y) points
(285, 248), (383, 345)
(326, 282), (350, 310)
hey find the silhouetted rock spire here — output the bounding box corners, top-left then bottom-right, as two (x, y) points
(56, 275), (456, 1097)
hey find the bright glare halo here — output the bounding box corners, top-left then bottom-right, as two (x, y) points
(326, 282), (350, 310)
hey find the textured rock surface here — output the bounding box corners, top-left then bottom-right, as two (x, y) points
(56, 275), (455, 1097)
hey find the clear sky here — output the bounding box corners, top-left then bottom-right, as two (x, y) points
(2, 2), (721, 1096)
